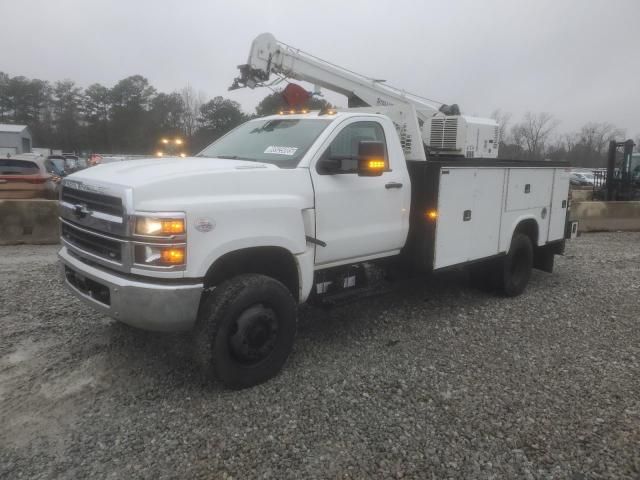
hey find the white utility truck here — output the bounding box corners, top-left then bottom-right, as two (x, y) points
(58, 34), (575, 388)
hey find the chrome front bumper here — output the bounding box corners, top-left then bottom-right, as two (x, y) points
(58, 247), (203, 332)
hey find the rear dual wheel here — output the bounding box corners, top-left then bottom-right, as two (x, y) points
(500, 233), (534, 296)
(469, 233), (533, 297)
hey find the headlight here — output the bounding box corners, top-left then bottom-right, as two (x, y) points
(135, 245), (185, 267)
(135, 216), (185, 236)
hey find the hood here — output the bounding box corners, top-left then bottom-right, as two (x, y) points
(69, 157), (277, 189)
(65, 156), (312, 213)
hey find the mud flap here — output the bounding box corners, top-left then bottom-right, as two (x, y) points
(533, 241), (565, 273)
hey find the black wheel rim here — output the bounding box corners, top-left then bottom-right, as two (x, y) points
(228, 304), (279, 365)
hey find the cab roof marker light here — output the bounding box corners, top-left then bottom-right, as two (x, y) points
(318, 108), (337, 116)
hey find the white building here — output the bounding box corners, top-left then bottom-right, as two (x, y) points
(0, 124), (32, 157)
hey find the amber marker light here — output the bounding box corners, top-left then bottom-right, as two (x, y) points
(161, 219), (185, 234)
(367, 159), (386, 170)
(426, 210), (438, 220)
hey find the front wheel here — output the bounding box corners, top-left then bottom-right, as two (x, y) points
(194, 274), (297, 388)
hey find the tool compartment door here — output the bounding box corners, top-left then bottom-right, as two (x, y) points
(434, 168), (504, 269)
(548, 168), (570, 241)
(505, 168), (554, 211)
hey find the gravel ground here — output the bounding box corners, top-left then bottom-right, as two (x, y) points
(0, 233), (639, 479)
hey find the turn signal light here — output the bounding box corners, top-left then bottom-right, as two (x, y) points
(161, 247), (185, 264)
(367, 159), (386, 170)
(161, 219), (185, 234)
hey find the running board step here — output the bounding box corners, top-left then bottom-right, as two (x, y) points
(314, 284), (392, 308)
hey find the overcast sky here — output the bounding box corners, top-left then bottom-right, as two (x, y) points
(2, 0), (639, 136)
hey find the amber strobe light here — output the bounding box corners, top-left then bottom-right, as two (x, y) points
(426, 210), (438, 220)
(161, 247), (185, 264)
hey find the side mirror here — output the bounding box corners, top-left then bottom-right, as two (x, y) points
(316, 156), (342, 175)
(357, 141), (386, 177)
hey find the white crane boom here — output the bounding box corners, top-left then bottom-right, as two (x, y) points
(231, 33), (499, 160)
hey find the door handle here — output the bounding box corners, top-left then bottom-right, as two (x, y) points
(385, 182), (403, 189)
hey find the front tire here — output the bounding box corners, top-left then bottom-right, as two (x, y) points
(194, 274), (297, 388)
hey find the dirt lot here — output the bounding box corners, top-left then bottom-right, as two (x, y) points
(1, 234), (639, 479)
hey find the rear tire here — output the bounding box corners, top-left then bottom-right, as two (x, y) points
(499, 233), (533, 297)
(194, 274), (297, 389)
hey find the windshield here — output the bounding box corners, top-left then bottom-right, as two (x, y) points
(197, 118), (332, 168)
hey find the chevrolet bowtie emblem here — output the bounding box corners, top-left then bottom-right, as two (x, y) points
(73, 204), (91, 219)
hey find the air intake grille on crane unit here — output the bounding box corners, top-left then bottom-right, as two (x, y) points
(430, 117), (458, 150)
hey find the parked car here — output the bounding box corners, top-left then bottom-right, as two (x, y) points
(570, 172), (594, 186)
(45, 156), (67, 177)
(0, 155), (58, 199)
(62, 155), (80, 173)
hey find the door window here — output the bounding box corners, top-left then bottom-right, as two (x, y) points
(320, 121), (387, 173)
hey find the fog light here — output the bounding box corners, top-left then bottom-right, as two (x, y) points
(135, 245), (186, 267)
(161, 247), (185, 264)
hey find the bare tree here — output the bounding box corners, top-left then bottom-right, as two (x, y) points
(491, 109), (512, 145)
(578, 122), (624, 157)
(511, 112), (559, 160)
(563, 132), (580, 153)
(181, 84), (206, 138)
(545, 134), (572, 162)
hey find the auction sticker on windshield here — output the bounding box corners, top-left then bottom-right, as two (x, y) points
(264, 146), (298, 156)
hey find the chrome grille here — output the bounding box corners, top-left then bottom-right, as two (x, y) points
(59, 181), (186, 274)
(61, 186), (124, 217)
(60, 219), (126, 270)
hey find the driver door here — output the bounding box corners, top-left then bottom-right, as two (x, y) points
(310, 118), (409, 266)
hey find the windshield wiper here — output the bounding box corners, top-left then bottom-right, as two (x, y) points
(199, 154), (257, 161)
